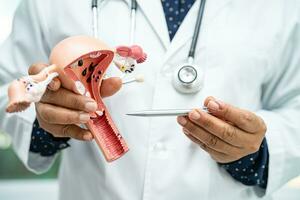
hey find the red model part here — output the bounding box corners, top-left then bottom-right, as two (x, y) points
(64, 50), (129, 162)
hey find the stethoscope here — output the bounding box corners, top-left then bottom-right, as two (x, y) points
(92, 0), (137, 43)
(91, 0), (207, 94)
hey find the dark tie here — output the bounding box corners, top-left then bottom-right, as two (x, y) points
(161, 0), (195, 40)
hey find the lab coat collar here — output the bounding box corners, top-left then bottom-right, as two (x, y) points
(135, 0), (170, 49)
(121, 0), (233, 59)
(161, 0), (234, 65)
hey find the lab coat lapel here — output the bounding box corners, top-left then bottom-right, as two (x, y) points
(162, 0), (234, 65)
(136, 0), (170, 49)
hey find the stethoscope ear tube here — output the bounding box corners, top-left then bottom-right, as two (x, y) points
(130, 0), (137, 44)
(131, 0), (137, 10)
(92, 0), (99, 38)
(92, 0), (98, 8)
(92, 0), (137, 43)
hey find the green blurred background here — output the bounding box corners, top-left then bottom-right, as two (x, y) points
(0, 148), (59, 179)
(0, 131), (59, 179)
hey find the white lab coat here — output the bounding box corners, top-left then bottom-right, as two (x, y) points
(1, 0), (300, 199)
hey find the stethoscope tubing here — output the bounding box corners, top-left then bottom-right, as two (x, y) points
(92, 0), (137, 43)
(91, 0), (207, 93)
(188, 0), (206, 61)
(91, 0), (205, 61)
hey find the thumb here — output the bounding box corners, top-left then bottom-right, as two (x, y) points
(100, 77), (122, 98)
(28, 63), (48, 75)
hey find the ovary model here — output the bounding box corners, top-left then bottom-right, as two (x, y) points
(6, 36), (147, 162)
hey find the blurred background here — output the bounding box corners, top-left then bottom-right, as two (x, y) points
(0, 1), (299, 200)
(0, 1), (58, 200)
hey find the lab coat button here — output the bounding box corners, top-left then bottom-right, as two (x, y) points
(153, 142), (165, 151)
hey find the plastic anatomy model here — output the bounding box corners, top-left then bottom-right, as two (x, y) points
(6, 36), (147, 162)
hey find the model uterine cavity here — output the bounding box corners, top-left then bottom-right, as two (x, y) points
(6, 35), (147, 162)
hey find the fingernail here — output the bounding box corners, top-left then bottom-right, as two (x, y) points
(177, 116), (187, 126)
(216, 100), (226, 109)
(75, 81), (86, 95)
(85, 101), (98, 112)
(48, 81), (55, 90)
(190, 110), (201, 120)
(208, 100), (220, 111)
(83, 134), (93, 141)
(96, 110), (103, 116)
(90, 113), (98, 119)
(79, 113), (91, 123)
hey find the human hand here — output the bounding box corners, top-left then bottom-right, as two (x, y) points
(29, 63), (122, 141)
(177, 96), (267, 163)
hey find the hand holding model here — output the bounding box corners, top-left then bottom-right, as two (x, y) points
(27, 63), (122, 141)
(6, 36), (147, 162)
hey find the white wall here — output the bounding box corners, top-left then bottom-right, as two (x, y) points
(0, 0), (22, 44)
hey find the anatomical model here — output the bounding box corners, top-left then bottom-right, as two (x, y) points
(6, 36), (147, 162)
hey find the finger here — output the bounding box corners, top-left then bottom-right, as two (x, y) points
(204, 96), (216, 107)
(183, 110), (247, 147)
(37, 115), (93, 141)
(47, 77), (61, 91)
(36, 102), (92, 125)
(178, 116), (242, 152)
(60, 125), (93, 141)
(183, 129), (230, 162)
(182, 124), (241, 155)
(41, 87), (98, 112)
(28, 63), (48, 75)
(205, 98), (264, 133)
(100, 77), (122, 98)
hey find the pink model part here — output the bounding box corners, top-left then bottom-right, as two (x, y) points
(6, 35), (147, 162)
(114, 45), (147, 73)
(116, 45), (147, 63)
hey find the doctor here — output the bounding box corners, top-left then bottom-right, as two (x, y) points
(1, 0), (300, 199)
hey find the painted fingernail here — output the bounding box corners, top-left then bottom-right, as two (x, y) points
(190, 110), (201, 120)
(79, 113), (91, 123)
(177, 116), (187, 126)
(85, 101), (98, 112)
(208, 100), (220, 111)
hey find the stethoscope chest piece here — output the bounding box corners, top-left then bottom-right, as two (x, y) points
(172, 63), (204, 94)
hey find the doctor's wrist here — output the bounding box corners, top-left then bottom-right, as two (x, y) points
(30, 119), (70, 156)
(220, 137), (269, 189)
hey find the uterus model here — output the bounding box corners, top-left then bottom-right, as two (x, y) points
(6, 36), (147, 162)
